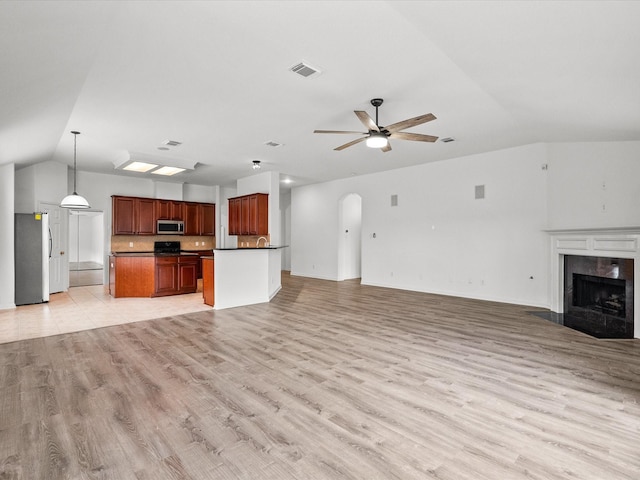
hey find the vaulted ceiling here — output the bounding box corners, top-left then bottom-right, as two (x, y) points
(1, 1), (639, 188)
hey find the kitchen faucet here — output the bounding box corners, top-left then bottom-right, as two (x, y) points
(256, 236), (268, 247)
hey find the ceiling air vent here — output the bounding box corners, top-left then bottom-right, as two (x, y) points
(290, 61), (321, 78)
(265, 140), (283, 148)
(440, 137), (455, 143)
(162, 140), (182, 147)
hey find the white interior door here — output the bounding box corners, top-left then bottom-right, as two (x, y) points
(39, 202), (68, 293)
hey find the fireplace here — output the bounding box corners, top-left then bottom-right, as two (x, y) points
(563, 256), (634, 338)
(547, 227), (640, 339)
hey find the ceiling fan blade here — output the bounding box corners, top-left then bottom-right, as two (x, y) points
(354, 111), (379, 132)
(381, 142), (392, 153)
(314, 130), (367, 135)
(385, 113), (436, 133)
(334, 136), (367, 151)
(390, 131), (439, 143)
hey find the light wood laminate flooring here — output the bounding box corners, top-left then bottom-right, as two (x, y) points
(1, 273), (639, 479)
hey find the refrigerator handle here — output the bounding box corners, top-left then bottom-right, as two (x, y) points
(48, 228), (53, 259)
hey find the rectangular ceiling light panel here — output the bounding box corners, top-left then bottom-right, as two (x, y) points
(151, 166), (186, 176)
(123, 161), (158, 173)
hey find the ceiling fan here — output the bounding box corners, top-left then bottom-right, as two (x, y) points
(314, 98), (438, 152)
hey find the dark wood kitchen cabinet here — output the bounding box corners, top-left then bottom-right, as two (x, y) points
(183, 202), (200, 235)
(155, 199), (184, 221)
(228, 193), (268, 235)
(112, 196), (155, 235)
(153, 255), (198, 297)
(109, 255), (155, 297)
(184, 202), (215, 236)
(154, 256), (178, 296)
(200, 203), (215, 236)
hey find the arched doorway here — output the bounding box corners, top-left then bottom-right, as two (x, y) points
(338, 193), (362, 281)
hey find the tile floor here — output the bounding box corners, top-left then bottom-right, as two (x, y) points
(0, 285), (212, 345)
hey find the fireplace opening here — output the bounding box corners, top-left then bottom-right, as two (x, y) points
(561, 256), (634, 339)
(572, 274), (626, 318)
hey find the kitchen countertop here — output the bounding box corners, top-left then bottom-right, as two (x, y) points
(214, 246), (288, 251)
(110, 251), (202, 257)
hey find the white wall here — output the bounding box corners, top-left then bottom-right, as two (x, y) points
(0, 164), (15, 309)
(292, 143), (550, 307)
(183, 184), (216, 203)
(69, 212), (104, 264)
(280, 191), (291, 270)
(547, 141), (640, 229)
(15, 161), (67, 213)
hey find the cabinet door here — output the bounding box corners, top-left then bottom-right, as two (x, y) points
(202, 258), (214, 306)
(240, 196), (250, 235)
(155, 199), (170, 220)
(155, 258), (178, 295)
(136, 198), (156, 235)
(248, 193), (269, 235)
(112, 196), (136, 235)
(200, 203), (215, 236)
(228, 198), (241, 235)
(170, 201), (184, 221)
(178, 262), (198, 293)
(183, 202), (200, 235)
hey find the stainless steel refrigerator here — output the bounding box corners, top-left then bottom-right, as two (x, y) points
(15, 213), (50, 305)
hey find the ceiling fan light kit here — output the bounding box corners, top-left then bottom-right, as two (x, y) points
(60, 131), (91, 209)
(314, 98), (438, 152)
(366, 132), (388, 148)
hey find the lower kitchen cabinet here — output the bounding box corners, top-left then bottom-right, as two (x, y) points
(153, 255), (198, 297)
(109, 256), (155, 298)
(202, 257), (214, 306)
(109, 254), (199, 298)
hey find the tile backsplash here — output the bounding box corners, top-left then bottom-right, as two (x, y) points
(111, 235), (215, 252)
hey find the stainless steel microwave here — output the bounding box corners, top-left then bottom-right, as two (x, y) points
(157, 220), (184, 235)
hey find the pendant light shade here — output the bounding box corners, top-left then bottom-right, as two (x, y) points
(60, 130), (90, 209)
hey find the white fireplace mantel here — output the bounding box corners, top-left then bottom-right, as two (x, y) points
(547, 226), (640, 339)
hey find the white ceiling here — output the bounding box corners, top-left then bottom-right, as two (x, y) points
(2, 1), (639, 189)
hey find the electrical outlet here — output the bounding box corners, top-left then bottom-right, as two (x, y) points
(195, 241), (199, 246)
(129, 242), (133, 247)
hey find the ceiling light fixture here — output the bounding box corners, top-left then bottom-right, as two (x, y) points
(252, 160), (261, 170)
(151, 166), (186, 176)
(366, 131), (388, 148)
(123, 161), (158, 173)
(60, 131), (90, 209)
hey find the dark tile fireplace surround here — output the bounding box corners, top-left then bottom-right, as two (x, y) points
(561, 255), (634, 338)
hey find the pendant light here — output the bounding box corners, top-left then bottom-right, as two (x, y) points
(60, 130), (90, 209)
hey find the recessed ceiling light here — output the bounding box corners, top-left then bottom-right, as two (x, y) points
(252, 160), (261, 170)
(282, 178), (292, 184)
(151, 166), (186, 176)
(123, 161), (158, 173)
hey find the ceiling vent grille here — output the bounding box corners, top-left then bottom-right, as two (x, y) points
(162, 140), (182, 147)
(265, 140), (283, 148)
(440, 137), (455, 143)
(290, 62), (321, 78)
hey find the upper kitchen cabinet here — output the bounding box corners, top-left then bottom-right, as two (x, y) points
(200, 203), (215, 236)
(155, 199), (184, 221)
(184, 202), (200, 235)
(112, 196), (155, 235)
(185, 202), (215, 236)
(228, 193), (268, 235)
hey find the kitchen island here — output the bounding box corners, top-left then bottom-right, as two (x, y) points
(212, 246), (285, 310)
(108, 251), (201, 298)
